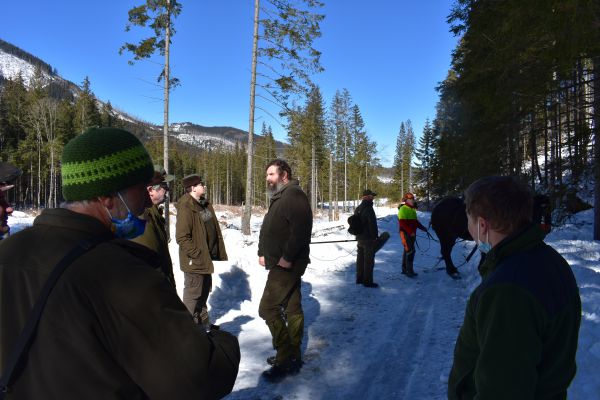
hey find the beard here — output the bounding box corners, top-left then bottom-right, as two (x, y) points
(267, 180), (284, 197)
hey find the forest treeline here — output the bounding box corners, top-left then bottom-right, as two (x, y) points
(409, 0), (599, 222)
(0, 70), (381, 212)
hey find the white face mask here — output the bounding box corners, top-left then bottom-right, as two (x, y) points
(477, 222), (492, 253)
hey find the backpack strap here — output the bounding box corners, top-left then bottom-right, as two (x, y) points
(0, 238), (102, 398)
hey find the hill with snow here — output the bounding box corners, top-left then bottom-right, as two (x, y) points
(0, 38), (283, 152)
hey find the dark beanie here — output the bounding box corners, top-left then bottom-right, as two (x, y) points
(182, 174), (202, 188)
(61, 127), (154, 201)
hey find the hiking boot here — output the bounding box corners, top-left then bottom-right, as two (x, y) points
(363, 282), (379, 288)
(262, 359), (301, 382)
(267, 355), (303, 367)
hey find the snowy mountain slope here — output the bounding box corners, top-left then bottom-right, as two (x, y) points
(0, 48), (50, 87)
(0, 42), (268, 151)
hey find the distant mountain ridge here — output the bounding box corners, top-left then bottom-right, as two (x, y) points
(0, 38), (286, 152)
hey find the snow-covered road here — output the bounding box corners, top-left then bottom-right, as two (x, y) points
(9, 205), (599, 399)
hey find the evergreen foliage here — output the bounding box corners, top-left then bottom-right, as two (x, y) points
(431, 0), (599, 230)
(258, 0), (325, 111)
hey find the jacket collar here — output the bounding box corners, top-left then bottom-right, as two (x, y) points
(478, 223), (546, 278)
(34, 208), (114, 239)
(179, 192), (202, 212)
(270, 179), (299, 201)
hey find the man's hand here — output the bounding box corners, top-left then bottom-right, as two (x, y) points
(277, 257), (292, 269)
(259, 256), (265, 266)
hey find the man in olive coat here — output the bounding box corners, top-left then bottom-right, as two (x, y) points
(0, 128), (239, 399)
(258, 159), (313, 382)
(176, 174), (228, 328)
(448, 176), (580, 400)
(132, 166), (176, 287)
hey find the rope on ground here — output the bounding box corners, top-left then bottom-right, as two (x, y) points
(310, 245), (357, 262)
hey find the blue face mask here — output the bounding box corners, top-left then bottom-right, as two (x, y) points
(106, 192), (146, 239)
(477, 223), (492, 253)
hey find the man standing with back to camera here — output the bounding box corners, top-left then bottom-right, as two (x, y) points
(448, 176), (581, 400)
(258, 159), (313, 382)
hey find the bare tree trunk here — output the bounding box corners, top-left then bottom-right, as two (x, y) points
(37, 131), (41, 210)
(311, 141), (316, 212)
(242, 0), (260, 235)
(593, 57), (600, 240)
(329, 153), (333, 221)
(401, 157), (404, 197)
(163, 0), (172, 240)
(344, 129), (348, 212)
(226, 156), (230, 206)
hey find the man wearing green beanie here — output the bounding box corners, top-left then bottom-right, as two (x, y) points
(0, 127), (240, 399)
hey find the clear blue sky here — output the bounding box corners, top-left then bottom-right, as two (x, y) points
(1, 1), (458, 167)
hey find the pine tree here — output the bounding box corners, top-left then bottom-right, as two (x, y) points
(100, 101), (115, 127)
(327, 88), (352, 212)
(73, 77), (101, 134)
(243, 0), (324, 234)
(393, 122), (406, 198)
(120, 0), (182, 238)
(414, 118), (435, 209)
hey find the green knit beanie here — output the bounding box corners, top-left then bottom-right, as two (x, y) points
(61, 127), (154, 201)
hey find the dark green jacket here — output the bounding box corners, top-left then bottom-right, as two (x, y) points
(258, 180), (312, 270)
(132, 204), (175, 287)
(448, 224), (581, 400)
(0, 208), (240, 399)
(176, 194), (228, 274)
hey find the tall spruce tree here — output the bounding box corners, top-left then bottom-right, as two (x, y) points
(414, 118), (435, 209)
(242, 0), (325, 234)
(120, 0), (182, 238)
(73, 77), (101, 134)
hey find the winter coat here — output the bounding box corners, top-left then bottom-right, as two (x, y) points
(398, 203), (425, 236)
(258, 179), (312, 270)
(355, 199), (378, 241)
(131, 204), (175, 287)
(0, 208), (240, 399)
(448, 224), (581, 400)
(176, 193), (227, 275)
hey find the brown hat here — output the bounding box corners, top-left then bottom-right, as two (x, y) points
(182, 174), (202, 188)
(362, 189), (377, 197)
(149, 165), (175, 185)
